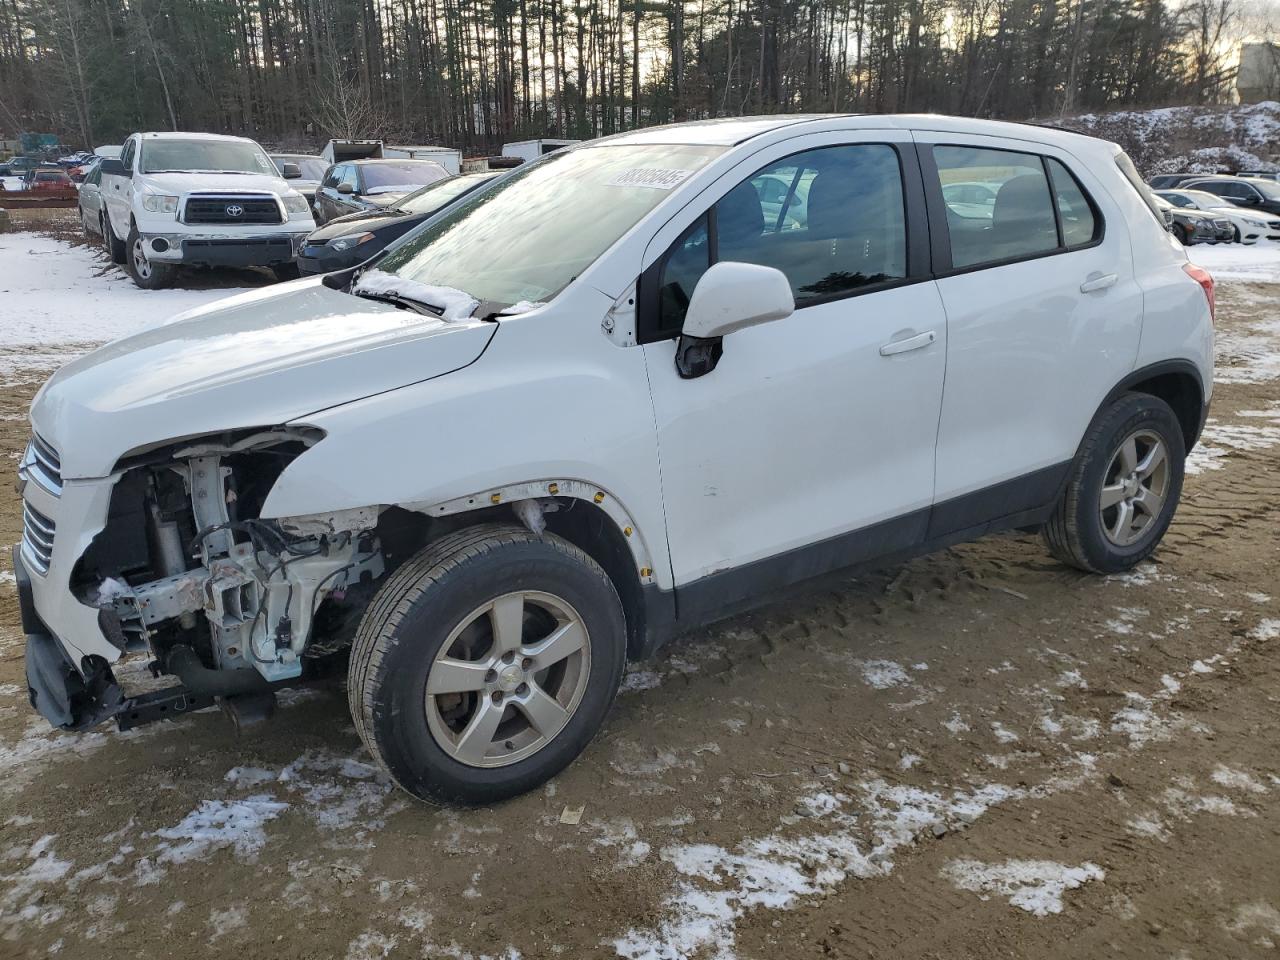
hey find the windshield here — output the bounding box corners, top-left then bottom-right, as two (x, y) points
(399, 174), (497, 214)
(363, 162), (448, 192)
(274, 156), (328, 181)
(142, 138), (278, 175)
(377, 143), (724, 305)
(1251, 179), (1280, 199)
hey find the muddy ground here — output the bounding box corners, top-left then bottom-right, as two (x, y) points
(1, 232), (1278, 960)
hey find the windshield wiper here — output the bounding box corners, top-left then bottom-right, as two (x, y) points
(351, 289), (444, 317)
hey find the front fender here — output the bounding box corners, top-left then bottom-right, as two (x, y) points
(259, 285), (674, 589)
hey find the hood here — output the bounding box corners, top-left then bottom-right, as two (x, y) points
(308, 206), (421, 242)
(32, 277), (496, 479)
(139, 171), (301, 198)
(365, 190), (415, 207)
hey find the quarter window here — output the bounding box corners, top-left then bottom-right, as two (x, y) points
(1047, 158), (1099, 247)
(652, 143), (908, 336)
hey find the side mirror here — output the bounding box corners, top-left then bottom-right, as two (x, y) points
(337, 182), (355, 195)
(99, 158), (127, 177)
(282, 162), (301, 179)
(1244, 194), (1261, 205)
(675, 261), (794, 379)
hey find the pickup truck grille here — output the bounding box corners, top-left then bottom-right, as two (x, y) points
(183, 196), (283, 225)
(22, 502), (56, 575)
(22, 432), (62, 496)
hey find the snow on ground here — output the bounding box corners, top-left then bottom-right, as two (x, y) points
(1190, 241), (1280, 282)
(941, 858), (1105, 915)
(0, 232), (258, 356)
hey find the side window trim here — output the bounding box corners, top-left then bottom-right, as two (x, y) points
(636, 140), (930, 345)
(920, 141), (1106, 278)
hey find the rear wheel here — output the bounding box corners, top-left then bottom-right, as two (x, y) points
(350, 524), (627, 806)
(1042, 392), (1185, 573)
(125, 225), (176, 289)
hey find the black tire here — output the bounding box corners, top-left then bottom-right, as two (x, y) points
(1042, 392), (1185, 574)
(125, 224), (176, 289)
(103, 216), (126, 264)
(1232, 226), (1242, 244)
(272, 262), (302, 282)
(1173, 223), (1190, 246)
(349, 524), (627, 806)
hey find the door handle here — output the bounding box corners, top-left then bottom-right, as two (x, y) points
(1079, 272), (1118, 293)
(879, 330), (937, 356)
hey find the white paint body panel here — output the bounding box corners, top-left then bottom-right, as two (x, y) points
(23, 113), (1215, 671)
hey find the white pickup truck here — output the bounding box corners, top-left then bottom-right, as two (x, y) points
(98, 132), (315, 288)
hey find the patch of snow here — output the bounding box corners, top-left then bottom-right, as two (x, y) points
(0, 233), (257, 360)
(991, 722), (1020, 744)
(856, 660), (911, 689)
(152, 795), (288, 864)
(943, 713), (971, 735)
(941, 858), (1104, 916)
(1249, 618), (1280, 641)
(1211, 765), (1269, 795)
(208, 903), (249, 940)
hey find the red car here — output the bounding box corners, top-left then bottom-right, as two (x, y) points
(29, 169), (76, 199)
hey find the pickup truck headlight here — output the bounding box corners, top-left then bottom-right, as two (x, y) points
(142, 194), (179, 214)
(328, 232), (375, 252)
(282, 195), (311, 215)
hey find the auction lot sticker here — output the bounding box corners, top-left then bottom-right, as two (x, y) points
(608, 168), (694, 189)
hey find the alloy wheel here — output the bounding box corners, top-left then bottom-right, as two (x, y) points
(424, 590), (592, 768)
(1099, 429), (1170, 546)
(131, 237), (152, 280)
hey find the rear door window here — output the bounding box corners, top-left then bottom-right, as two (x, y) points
(934, 146), (1058, 268)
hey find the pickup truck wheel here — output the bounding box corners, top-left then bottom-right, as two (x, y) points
(125, 225), (175, 289)
(103, 216), (126, 264)
(349, 524), (626, 806)
(1042, 392), (1185, 574)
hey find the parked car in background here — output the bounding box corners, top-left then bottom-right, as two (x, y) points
(299, 170), (502, 274)
(98, 131), (315, 288)
(18, 115), (1213, 807)
(1181, 175), (1280, 217)
(271, 153), (327, 206)
(1156, 188), (1280, 243)
(28, 168), (76, 199)
(1147, 173), (1212, 190)
(1153, 195), (1233, 245)
(0, 156), (35, 178)
(78, 160), (106, 238)
(313, 158), (450, 224)
(1232, 169), (1280, 182)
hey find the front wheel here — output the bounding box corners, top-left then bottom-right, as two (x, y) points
(272, 262), (301, 282)
(1042, 392), (1185, 573)
(349, 524), (627, 806)
(125, 225), (176, 289)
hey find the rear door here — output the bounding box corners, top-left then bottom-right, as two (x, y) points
(916, 134), (1143, 535)
(640, 131), (948, 610)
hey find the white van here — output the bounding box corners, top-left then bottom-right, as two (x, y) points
(98, 132), (315, 288)
(21, 115), (1212, 805)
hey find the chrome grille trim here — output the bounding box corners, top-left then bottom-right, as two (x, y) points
(21, 432), (62, 496)
(22, 501), (55, 575)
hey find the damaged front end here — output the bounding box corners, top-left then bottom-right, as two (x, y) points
(56, 428), (384, 729)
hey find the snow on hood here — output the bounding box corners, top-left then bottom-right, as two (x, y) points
(352, 268), (480, 321)
(31, 278), (496, 478)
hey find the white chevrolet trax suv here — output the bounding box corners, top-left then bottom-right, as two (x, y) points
(18, 115), (1213, 805)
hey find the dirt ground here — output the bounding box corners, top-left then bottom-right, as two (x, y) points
(1, 233), (1278, 960)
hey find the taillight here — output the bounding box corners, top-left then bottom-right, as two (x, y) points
(1183, 262), (1215, 324)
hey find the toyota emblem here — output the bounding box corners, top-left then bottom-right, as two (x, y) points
(225, 204), (244, 218)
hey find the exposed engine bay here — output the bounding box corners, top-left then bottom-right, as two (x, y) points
(74, 429), (386, 716)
